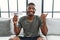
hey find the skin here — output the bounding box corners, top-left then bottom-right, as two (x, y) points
(26, 5), (36, 22)
(10, 4), (48, 40)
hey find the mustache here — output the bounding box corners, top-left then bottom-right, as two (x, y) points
(27, 13), (34, 17)
(27, 11), (35, 13)
(26, 11), (35, 17)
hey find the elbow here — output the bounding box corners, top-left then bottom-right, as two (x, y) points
(14, 28), (20, 35)
(41, 27), (48, 36)
(41, 30), (48, 36)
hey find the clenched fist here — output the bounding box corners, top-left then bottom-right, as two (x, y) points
(13, 15), (18, 24)
(40, 13), (48, 21)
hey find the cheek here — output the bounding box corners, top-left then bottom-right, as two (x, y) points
(27, 11), (35, 13)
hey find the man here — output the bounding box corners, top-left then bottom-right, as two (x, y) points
(10, 3), (48, 40)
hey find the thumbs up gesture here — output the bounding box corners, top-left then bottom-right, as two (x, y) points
(13, 15), (18, 24)
(40, 13), (48, 21)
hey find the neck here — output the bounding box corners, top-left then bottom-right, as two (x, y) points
(27, 15), (34, 20)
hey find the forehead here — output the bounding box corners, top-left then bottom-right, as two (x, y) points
(28, 5), (35, 8)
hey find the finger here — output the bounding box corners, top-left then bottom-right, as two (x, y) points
(41, 13), (44, 17)
(46, 13), (48, 16)
(45, 13), (48, 17)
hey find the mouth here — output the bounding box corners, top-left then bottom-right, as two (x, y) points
(27, 13), (34, 17)
(28, 11), (35, 13)
(26, 11), (35, 16)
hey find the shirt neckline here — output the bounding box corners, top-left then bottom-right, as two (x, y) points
(26, 16), (36, 23)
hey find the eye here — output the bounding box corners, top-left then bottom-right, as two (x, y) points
(28, 7), (31, 9)
(28, 7), (35, 10)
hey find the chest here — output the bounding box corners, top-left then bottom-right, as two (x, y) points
(21, 19), (39, 30)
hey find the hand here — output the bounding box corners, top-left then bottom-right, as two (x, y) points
(9, 36), (20, 40)
(13, 15), (18, 24)
(37, 37), (43, 40)
(40, 13), (48, 21)
(13, 36), (20, 40)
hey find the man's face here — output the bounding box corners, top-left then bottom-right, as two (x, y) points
(26, 5), (35, 17)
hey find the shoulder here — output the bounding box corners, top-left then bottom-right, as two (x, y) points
(35, 15), (42, 21)
(35, 15), (41, 19)
(20, 16), (26, 19)
(19, 16), (26, 21)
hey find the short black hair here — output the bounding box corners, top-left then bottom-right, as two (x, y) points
(28, 3), (35, 6)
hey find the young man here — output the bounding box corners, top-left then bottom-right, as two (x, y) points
(11, 3), (48, 40)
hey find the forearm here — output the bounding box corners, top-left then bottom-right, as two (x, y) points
(14, 23), (20, 36)
(41, 20), (48, 36)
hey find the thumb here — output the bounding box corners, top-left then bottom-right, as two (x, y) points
(45, 13), (48, 17)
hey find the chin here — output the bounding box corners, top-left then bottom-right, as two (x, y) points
(28, 15), (34, 17)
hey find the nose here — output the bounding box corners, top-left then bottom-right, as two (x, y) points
(30, 8), (34, 12)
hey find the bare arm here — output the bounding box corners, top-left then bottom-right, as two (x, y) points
(14, 23), (21, 36)
(41, 19), (48, 36)
(40, 14), (48, 36)
(13, 15), (21, 36)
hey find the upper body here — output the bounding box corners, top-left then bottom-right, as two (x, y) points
(18, 15), (42, 37)
(13, 3), (48, 37)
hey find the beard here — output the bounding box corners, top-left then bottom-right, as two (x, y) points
(27, 13), (34, 17)
(26, 11), (35, 17)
